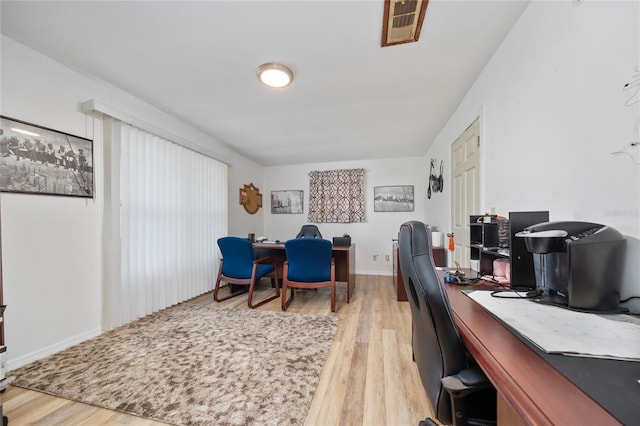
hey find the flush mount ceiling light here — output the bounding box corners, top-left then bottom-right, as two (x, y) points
(257, 62), (294, 88)
(381, 0), (429, 47)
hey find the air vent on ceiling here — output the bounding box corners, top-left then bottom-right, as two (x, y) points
(381, 0), (429, 47)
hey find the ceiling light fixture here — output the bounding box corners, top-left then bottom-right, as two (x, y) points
(257, 62), (294, 88)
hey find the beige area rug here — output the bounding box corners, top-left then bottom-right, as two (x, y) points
(11, 299), (338, 425)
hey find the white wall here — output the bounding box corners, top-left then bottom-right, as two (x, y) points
(3, 0), (639, 369)
(264, 157), (428, 275)
(424, 1), (640, 310)
(0, 35), (264, 368)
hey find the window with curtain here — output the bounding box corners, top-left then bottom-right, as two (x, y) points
(307, 168), (365, 223)
(104, 120), (227, 328)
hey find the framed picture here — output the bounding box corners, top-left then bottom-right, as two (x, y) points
(0, 116), (94, 198)
(271, 190), (303, 214)
(374, 185), (414, 212)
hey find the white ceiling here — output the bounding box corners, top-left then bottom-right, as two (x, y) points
(0, 1), (529, 166)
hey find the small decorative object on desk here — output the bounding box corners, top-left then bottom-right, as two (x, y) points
(332, 234), (351, 246)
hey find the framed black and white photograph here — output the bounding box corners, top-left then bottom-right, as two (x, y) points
(374, 185), (414, 212)
(0, 116), (94, 198)
(271, 190), (303, 214)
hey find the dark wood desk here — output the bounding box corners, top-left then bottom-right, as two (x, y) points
(443, 271), (623, 425)
(253, 243), (356, 302)
(393, 243), (446, 301)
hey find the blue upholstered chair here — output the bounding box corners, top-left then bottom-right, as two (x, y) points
(214, 236), (279, 308)
(295, 224), (322, 239)
(282, 238), (335, 312)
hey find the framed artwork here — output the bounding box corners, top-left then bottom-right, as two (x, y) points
(374, 185), (414, 212)
(0, 116), (94, 198)
(271, 190), (303, 214)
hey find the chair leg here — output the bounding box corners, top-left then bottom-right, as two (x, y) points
(214, 281), (249, 302)
(213, 284), (249, 302)
(214, 264), (249, 302)
(247, 263), (281, 309)
(282, 284), (295, 311)
(282, 263), (293, 311)
(330, 283), (335, 312)
(248, 277), (281, 309)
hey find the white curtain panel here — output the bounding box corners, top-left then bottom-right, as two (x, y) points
(119, 125), (227, 324)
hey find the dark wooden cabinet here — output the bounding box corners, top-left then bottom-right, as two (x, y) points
(393, 242), (445, 301)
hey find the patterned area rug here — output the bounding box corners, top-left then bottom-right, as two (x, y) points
(11, 300), (338, 425)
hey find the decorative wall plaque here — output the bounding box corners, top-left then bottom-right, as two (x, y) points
(239, 183), (262, 214)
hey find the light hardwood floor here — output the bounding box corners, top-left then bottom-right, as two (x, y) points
(2, 275), (433, 425)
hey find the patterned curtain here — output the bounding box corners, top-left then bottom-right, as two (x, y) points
(308, 168), (365, 223)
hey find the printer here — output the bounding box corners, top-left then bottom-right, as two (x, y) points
(516, 221), (626, 312)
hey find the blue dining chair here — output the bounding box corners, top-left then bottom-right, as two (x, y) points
(281, 238), (335, 312)
(214, 236), (279, 308)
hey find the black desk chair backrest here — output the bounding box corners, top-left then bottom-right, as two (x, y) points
(296, 224), (322, 239)
(399, 221), (495, 426)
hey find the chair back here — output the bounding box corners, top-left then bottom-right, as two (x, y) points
(296, 224), (322, 239)
(217, 236), (255, 279)
(398, 221), (467, 425)
(284, 238), (332, 282)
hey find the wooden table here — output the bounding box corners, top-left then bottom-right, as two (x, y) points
(443, 270), (625, 425)
(253, 243), (356, 302)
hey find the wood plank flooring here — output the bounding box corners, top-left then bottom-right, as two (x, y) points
(1, 275), (433, 425)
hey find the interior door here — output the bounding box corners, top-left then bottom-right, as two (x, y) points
(451, 119), (480, 268)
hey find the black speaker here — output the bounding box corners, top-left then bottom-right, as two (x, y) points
(509, 211), (549, 290)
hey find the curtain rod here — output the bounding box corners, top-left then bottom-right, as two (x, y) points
(81, 99), (231, 166)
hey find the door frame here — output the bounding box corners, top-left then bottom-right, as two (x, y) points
(450, 117), (481, 269)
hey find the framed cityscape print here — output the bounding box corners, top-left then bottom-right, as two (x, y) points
(271, 190), (303, 214)
(374, 185), (414, 212)
(0, 116), (94, 198)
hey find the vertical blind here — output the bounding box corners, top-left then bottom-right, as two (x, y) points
(118, 124), (227, 324)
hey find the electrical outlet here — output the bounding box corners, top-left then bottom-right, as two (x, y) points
(373, 254), (378, 261)
(385, 254), (390, 262)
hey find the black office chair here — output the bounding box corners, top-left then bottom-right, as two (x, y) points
(399, 221), (496, 426)
(296, 224), (322, 239)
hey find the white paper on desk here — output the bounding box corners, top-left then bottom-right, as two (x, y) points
(466, 290), (640, 361)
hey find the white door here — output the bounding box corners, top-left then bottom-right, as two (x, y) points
(451, 119), (480, 268)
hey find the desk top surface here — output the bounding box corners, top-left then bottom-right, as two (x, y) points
(442, 270), (636, 425)
(253, 242), (353, 251)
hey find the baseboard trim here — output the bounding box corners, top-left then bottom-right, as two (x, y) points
(357, 270), (393, 277)
(7, 327), (102, 371)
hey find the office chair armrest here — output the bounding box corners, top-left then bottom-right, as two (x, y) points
(441, 367), (491, 398)
(254, 256), (275, 264)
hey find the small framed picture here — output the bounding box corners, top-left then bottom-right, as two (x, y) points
(0, 115), (94, 198)
(271, 190), (303, 214)
(374, 185), (414, 212)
